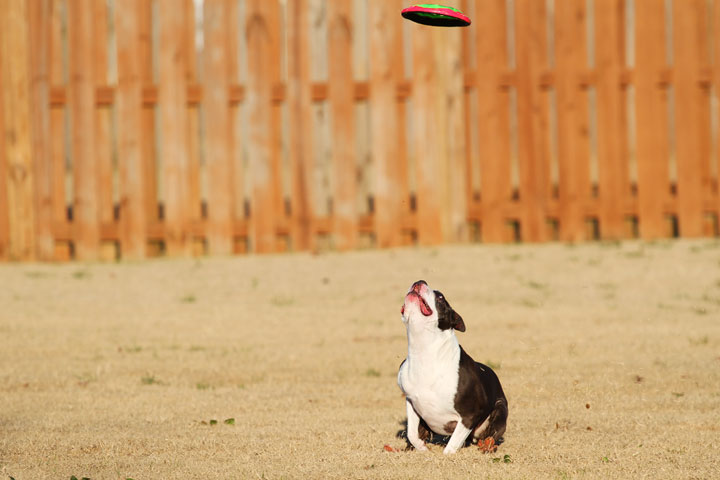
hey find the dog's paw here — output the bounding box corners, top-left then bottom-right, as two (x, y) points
(442, 445), (458, 455)
(478, 437), (497, 453)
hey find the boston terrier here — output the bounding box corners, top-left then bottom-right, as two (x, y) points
(397, 280), (508, 455)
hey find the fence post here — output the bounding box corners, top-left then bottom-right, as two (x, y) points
(514, 0), (551, 242)
(0, 0), (37, 260)
(203, 0), (234, 255)
(116, 0), (147, 260)
(595, 0), (628, 240)
(158, 0), (191, 255)
(635, 0), (670, 239)
(369, 0), (404, 248)
(328, 0), (358, 250)
(474, 0), (511, 243)
(673, 0), (708, 238)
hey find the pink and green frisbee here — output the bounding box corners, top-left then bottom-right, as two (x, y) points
(401, 4), (472, 27)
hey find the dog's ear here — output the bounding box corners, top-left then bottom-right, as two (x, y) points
(452, 311), (466, 332)
(435, 290), (466, 332)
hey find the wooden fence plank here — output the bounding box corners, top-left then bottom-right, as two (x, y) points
(411, 0), (466, 245)
(49, 0), (68, 260)
(116, 0), (147, 259)
(246, 0), (280, 253)
(595, 0), (628, 240)
(328, 0), (357, 250)
(139, 0), (157, 229)
(672, 0), (707, 237)
(203, 0), (234, 255)
(28, 0), (54, 259)
(515, 0), (551, 242)
(441, 1), (467, 244)
(158, 0), (190, 255)
(287, 0), (314, 251)
(67, 0), (100, 260)
(369, 0), (404, 248)
(0, 32), (7, 260)
(0, 0), (37, 260)
(185, 0), (202, 232)
(93, 0), (114, 234)
(555, 0), (591, 242)
(635, 0), (670, 239)
(474, 0), (511, 242)
(412, 25), (445, 245)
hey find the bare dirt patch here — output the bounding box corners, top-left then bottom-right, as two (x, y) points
(1, 240), (719, 479)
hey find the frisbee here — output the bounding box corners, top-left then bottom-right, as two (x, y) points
(401, 4), (471, 27)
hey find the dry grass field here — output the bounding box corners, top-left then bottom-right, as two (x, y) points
(1, 240), (719, 479)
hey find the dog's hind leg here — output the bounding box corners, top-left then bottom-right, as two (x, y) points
(474, 398), (508, 446)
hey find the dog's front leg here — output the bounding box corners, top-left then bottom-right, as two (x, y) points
(443, 422), (472, 455)
(405, 399), (428, 452)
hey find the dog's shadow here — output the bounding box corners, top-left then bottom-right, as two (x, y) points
(395, 418), (504, 451)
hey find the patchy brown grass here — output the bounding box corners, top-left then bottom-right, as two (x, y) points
(1, 240), (719, 479)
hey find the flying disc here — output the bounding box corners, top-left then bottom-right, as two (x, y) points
(401, 4), (471, 27)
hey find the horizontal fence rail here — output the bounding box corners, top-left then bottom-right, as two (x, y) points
(1, 0), (719, 261)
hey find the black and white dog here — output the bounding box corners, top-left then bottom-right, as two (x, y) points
(397, 280), (508, 454)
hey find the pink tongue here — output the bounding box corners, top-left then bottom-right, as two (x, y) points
(420, 300), (432, 316)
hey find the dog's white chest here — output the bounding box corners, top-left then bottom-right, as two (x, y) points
(398, 342), (462, 435)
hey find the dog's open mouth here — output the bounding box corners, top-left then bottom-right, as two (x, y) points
(402, 292), (433, 316)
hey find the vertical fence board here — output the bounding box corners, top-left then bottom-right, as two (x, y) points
(186, 0), (202, 232)
(28, 0), (53, 259)
(595, 0), (628, 239)
(715, 0), (720, 224)
(116, 0), (147, 260)
(673, 0), (707, 237)
(635, 0), (670, 239)
(328, 0), (357, 250)
(158, 0), (190, 255)
(475, 0), (511, 242)
(68, 0), (100, 260)
(369, 0), (404, 248)
(287, 0), (314, 251)
(0, 0), (37, 260)
(515, 0), (551, 242)
(246, 0), (279, 253)
(94, 0), (114, 235)
(443, 3), (467, 244)
(203, 0), (234, 255)
(49, 0), (67, 259)
(412, 2), (465, 245)
(412, 26), (444, 245)
(139, 0), (158, 228)
(555, 0), (591, 242)
(0, 34), (7, 260)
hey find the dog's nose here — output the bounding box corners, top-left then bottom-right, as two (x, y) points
(411, 280), (428, 293)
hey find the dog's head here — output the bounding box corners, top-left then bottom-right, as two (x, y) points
(401, 280), (465, 332)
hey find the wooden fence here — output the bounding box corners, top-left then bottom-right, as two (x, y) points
(1, 0), (720, 261)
